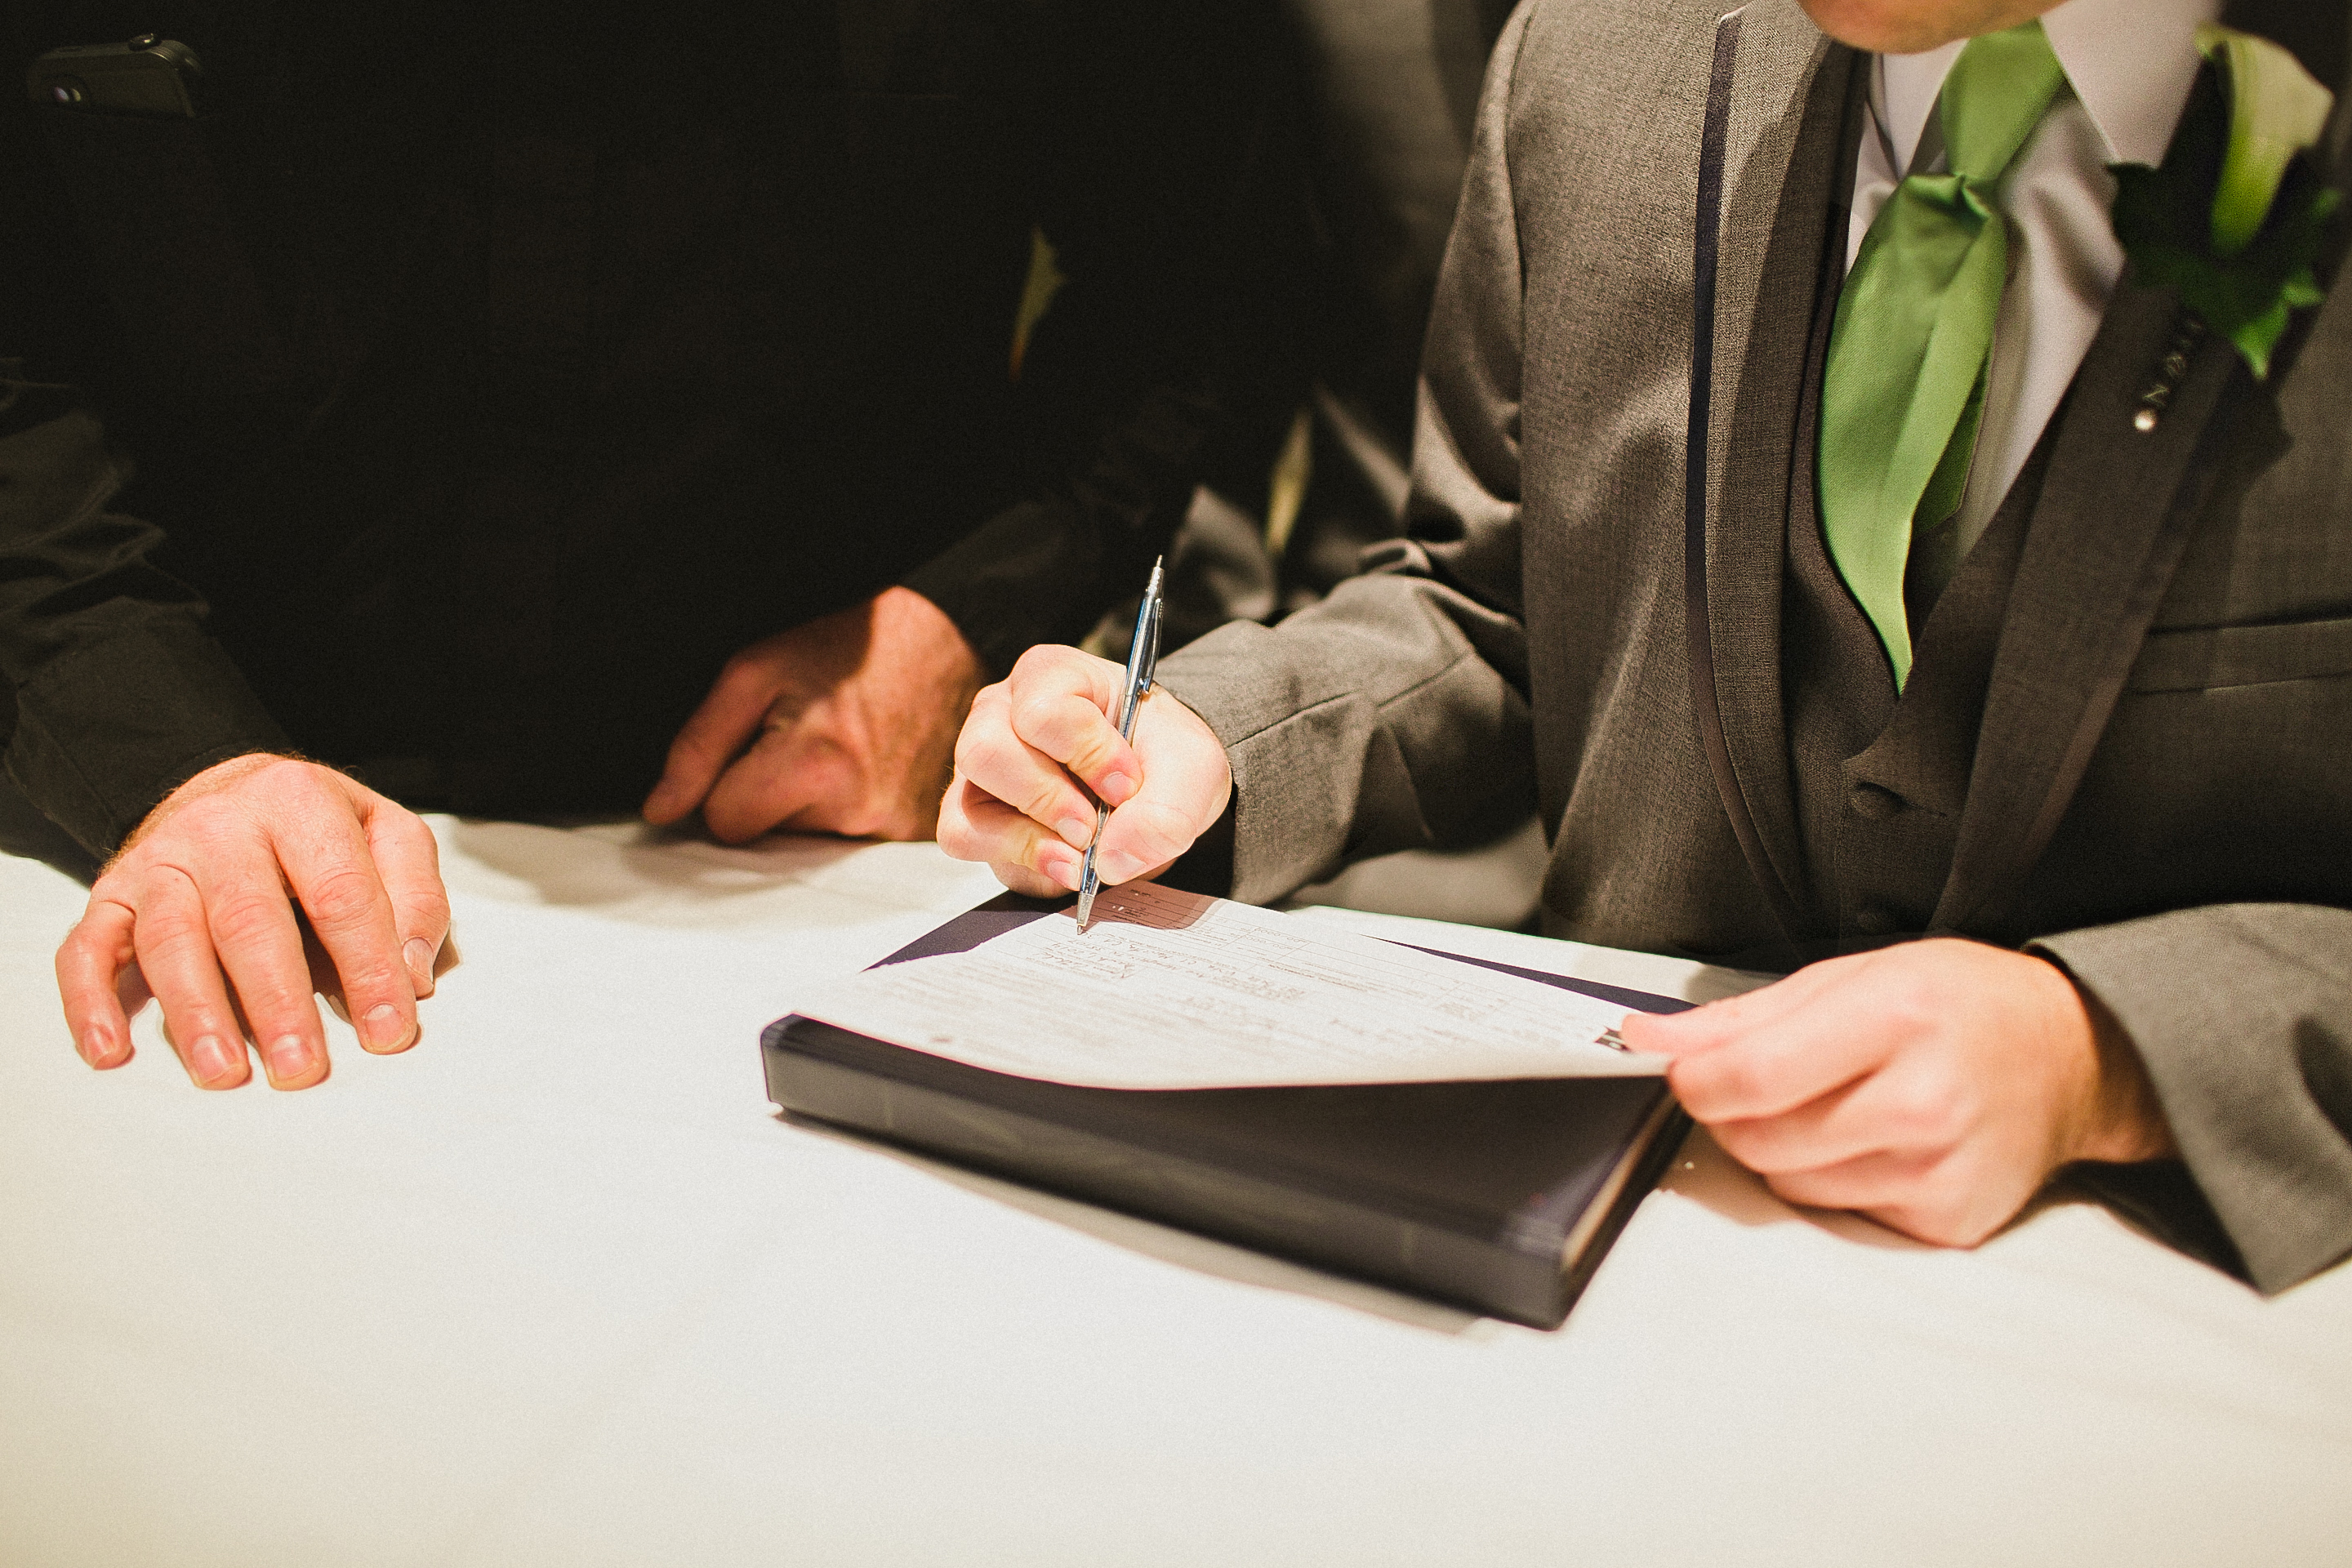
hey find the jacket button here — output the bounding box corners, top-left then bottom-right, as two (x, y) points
(1849, 782), (1904, 820)
(1854, 906), (1899, 936)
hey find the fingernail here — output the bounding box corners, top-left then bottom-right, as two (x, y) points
(360, 1004), (412, 1052)
(1040, 846), (1082, 892)
(192, 1033), (241, 1086)
(403, 938), (437, 990)
(264, 1034), (313, 1085)
(1056, 817), (1094, 849)
(644, 783), (679, 819)
(80, 1027), (117, 1067)
(1099, 772), (1136, 806)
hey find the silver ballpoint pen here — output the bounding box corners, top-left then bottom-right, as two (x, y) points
(1075, 556), (1165, 932)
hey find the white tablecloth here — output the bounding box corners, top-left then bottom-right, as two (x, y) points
(3, 818), (2345, 1566)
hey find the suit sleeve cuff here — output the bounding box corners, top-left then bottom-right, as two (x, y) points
(2034, 903), (2352, 1294)
(900, 497), (1123, 681)
(4, 619), (291, 858)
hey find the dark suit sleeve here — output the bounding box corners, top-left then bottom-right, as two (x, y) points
(0, 24), (287, 858)
(902, 0), (1309, 679)
(2036, 906), (2352, 1294)
(1152, 2), (1539, 906)
(0, 371), (289, 858)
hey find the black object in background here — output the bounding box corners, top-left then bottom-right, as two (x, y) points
(762, 898), (1692, 1330)
(26, 36), (200, 117)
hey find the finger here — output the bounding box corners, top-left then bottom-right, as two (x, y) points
(1775, 1145), (2038, 1249)
(56, 898), (138, 1069)
(117, 956), (155, 1022)
(128, 866), (252, 1089)
(1004, 645), (1143, 806)
(1088, 689), (1231, 884)
(989, 859), (1070, 899)
(1760, 1150), (1937, 1213)
(704, 724), (835, 844)
(645, 657), (779, 824)
(305, 920), (350, 1024)
(1665, 999), (1898, 1126)
(360, 793), (452, 1000)
(197, 848), (335, 1087)
(1619, 957), (1854, 1057)
(274, 798), (414, 1058)
(940, 777), (1084, 893)
(1704, 1073), (1895, 1175)
(955, 684), (1102, 853)
(1708, 1044), (1991, 1177)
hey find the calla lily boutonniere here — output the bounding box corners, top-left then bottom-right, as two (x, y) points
(2109, 24), (2341, 380)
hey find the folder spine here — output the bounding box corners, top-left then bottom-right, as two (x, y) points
(764, 1015), (1682, 1329)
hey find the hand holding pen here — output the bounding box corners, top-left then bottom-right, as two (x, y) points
(936, 560), (1234, 908)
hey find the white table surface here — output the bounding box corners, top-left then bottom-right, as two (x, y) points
(3, 818), (2346, 1567)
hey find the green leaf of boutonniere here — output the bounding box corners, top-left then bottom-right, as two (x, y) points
(2109, 25), (2341, 381)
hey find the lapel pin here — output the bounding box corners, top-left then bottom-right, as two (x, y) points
(2134, 314), (2207, 432)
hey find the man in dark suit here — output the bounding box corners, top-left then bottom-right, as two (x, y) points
(6, 1), (1283, 1091)
(941, 0), (2352, 1291)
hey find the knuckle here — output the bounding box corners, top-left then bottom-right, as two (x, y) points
(336, 957), (408, 1004)
(207, 891), (286, 951)
(1703, 1054), (1763, 1109)
(1008, 644), (1071, 688)
(955, 720), (1013, 778)
(1882, 1084), (1943, 1144)
(56, 916), (105, 963)
(252, 757), (332, 805)
(1019, 777), (1081, 827)
(238, 979), (315, 1030)
(1008, 688), (1066, 743)
(936, 815), (977, 858)
(301, 865), (384, 929)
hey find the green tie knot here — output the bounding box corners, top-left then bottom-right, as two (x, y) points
(1941, 21), (2068, 182)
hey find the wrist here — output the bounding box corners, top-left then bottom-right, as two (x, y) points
(2049, 961), (2177, 1165)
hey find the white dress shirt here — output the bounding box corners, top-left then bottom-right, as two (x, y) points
(1846, 0), (2219, 603)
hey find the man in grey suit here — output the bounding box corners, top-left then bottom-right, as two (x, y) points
(940, 0), (2352, 1293)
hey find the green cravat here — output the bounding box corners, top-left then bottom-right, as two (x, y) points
(1820, 22), (2067, 688)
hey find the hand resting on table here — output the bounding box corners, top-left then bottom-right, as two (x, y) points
(56, 755), (452, 1090)
(644, 586), (983, 844)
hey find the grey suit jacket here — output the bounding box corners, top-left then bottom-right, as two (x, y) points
(1157, 0), (2352, 1293)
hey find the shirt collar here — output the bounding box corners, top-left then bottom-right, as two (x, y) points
(1871, 0), (2220, 173)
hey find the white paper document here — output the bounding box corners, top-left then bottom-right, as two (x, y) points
(791, 882), (1667, 1089)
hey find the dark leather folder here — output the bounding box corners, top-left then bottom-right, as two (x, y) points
(761, 897), (1692, 1329)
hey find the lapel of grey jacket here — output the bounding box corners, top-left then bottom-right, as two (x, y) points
(1699, 7), (1860, 930)
(1934, 8), (2352, 934)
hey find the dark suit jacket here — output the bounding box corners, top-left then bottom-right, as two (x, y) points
(0, 0), (1285, 848)
(1158, 0), (2352, 1292)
